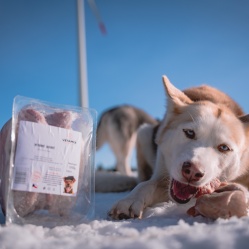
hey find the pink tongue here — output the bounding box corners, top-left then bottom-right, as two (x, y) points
(173, 180), (199, 200)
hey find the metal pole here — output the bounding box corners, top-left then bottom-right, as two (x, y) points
(77, 0), (89, 108)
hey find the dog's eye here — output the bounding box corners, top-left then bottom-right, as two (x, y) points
(183, 129), (195, 139)
(217, 144), (231, 153)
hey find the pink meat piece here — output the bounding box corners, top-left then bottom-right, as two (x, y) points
(45, 111), (74, 129)
(18, 108), (47, 124)
(195, 178), (221, 197)
(187, 183), (248, 219)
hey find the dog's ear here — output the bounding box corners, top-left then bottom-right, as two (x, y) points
(238, 115), (249, 133)
(155, 76), (193, 145)
(162, 75), (192, 110)
(239, 114), (249, 125)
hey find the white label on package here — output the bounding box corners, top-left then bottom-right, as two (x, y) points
(12, 121), (82, 197)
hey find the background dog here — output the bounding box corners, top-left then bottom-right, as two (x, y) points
(96, 105), (158, 175)
(109, 75), (249, 220)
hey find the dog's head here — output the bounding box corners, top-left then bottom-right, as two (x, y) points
(64, 176), (76, 193)
(155, 76), (249, 204)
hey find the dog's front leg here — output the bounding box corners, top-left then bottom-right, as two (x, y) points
(108, 178), (169, 220)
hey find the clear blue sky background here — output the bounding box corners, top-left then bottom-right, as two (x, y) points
(1, 0), (249, 169)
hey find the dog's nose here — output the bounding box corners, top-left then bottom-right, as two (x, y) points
(182, 161), (204, 182)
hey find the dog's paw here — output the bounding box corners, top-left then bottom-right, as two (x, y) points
(108, 197), (145, 220)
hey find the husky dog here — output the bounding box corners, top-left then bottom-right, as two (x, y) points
(109, 76), (249, 220)
(96, 105), (158, 175)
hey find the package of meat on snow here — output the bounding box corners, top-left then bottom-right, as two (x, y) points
(0, 95), (97, 227)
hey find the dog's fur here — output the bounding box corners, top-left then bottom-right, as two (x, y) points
(109, 76), (249, 220)
(96, 105), (157, 175)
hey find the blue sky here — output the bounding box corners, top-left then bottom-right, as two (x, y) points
(1, 0), (249, 169)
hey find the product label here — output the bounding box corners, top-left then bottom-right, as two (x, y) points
(12, 121), (82, 197)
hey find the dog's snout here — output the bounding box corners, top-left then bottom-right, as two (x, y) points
(182, 161), (204, 182)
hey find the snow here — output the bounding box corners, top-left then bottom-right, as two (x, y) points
(1, 191), (249, 249)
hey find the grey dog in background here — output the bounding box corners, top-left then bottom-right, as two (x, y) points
(96, 105), (158, 176)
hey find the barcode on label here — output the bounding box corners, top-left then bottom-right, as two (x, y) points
(14, 170), (28, 185)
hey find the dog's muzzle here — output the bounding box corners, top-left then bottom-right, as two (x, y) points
(170, 178), (221, 204)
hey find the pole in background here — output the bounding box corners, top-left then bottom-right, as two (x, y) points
(77, 0), (88, 108)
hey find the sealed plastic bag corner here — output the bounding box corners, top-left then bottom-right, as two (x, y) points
(2, 95), (96, 227)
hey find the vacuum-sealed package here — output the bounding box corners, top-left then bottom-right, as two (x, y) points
(0, 96), (96, 227)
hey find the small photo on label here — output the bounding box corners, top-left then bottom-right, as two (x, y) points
(63, 176), (76, 194)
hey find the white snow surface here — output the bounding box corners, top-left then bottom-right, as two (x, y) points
(1, 191), (249, 249)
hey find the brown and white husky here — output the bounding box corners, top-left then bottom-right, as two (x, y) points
(109, 75), (249, 219)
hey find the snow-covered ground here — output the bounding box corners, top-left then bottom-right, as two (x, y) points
(1, 191), (249, 249)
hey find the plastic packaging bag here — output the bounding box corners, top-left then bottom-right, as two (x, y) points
(0, 96), (96, 227)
